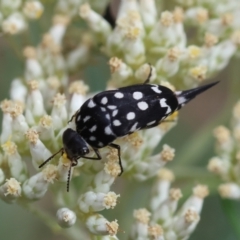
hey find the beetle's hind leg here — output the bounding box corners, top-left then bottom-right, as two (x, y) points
(143, 63), (153, 84)
(68, 110), (80, 124)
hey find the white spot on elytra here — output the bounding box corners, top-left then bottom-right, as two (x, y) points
(106, 114), (110, 119)
(88, 99), (96, 108)
(83, 116), (91, 122)
(137, 101), (148, 111)
(147, 120), (156, 126)
(77, 115), (81, 122)
(151, 86), (162, 93)
(89, 136), (96, 141)
(107, 105), (117, 110)
(105, 126), (113, 135)
(133, 91), (143, 100)
(159, 98), (171, 114)
(126, 112), (135, 120)
(112, 109), (118, 117)
(178, 96), (186, 105)
(89, 125), (97, 132)
(114, 92), (124, 98)
(101, 97), (108, 105)
(101, 107), (106, 112)
(176, 91), (186, 105)
(98, 142), (103, 147)
(113, 120), (121, 126)
(130, 122), (138, 132)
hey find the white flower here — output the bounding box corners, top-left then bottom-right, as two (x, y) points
(131, 208), (151, 239)
(0, 178), (21, 203)
(23, 46), (43, 81)
(51, 93), (68, 131)
(86, 214), (118, 236)
(2, 12), (26, 34)
(108, 57), (133, 86)
(135, 63), (156, 82)
(0, 168), (5, 185)
(23, 1), (44, 19)
(25, 128), (52, 169)
(25, 80), (46, 124)
(218, 183), (240, 199)
(68, 80), (89, 117)
(0, 100), (13, 144)
(90, 167), (118, 193)
(2, 139), (27, 182)
(49, 15), (70, 45)
(66, 34), (92, 70)
(10, 79), (27, 103)
(150, 168), (175, 212)
(23, 164), (57, 200)
(139, 0), (157, 29)
(79, 3), (111, 41)
(78, 191), (120, 213)
(156, 47), (182, 77)
(56, 208), (76, 228)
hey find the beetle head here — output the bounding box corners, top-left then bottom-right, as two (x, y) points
(62, 128), (89, 159)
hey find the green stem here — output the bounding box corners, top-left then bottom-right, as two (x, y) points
(3, 35), (23, 61)
(171, 166), (221, 193)
(221, 199), (240, 239)
(19, 201), (61, 233)
(19, 201), (88, 240)
(172, 166), (214, 180)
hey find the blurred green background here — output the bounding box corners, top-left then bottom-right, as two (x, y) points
(1, 1), (240, 239)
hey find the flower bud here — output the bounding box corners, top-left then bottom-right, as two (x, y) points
(56, 208), (76, 228)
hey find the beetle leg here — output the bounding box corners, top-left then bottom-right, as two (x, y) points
(81, 148), (102, 160)
(143, 63), (152, 84)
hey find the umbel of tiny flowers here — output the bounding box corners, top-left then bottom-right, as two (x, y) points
(0, 74), (123, 238)
(0, 62), (176, 238)
(129, 168), (209, 240)
(79, 0), (240, 90)
(208, 100), (240, 200)
(0, 0), (239, 239)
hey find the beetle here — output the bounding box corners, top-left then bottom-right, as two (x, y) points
(39, 67), (218, 191)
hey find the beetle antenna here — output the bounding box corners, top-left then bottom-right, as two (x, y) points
(67, 164), (72, 192)
(39, 148), (63, 168)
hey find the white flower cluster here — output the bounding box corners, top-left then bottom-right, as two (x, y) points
(0, 5), (119, 237)
(208, 100), (240, 200)
(0, 0), (239, 239)
(79, 0), (240, 89)
(130, 168), (209, 240)
(0, 83), (121, 237)
(0, 0), (44, 34)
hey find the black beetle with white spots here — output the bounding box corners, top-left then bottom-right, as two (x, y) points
(39, 67), (218, 191)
